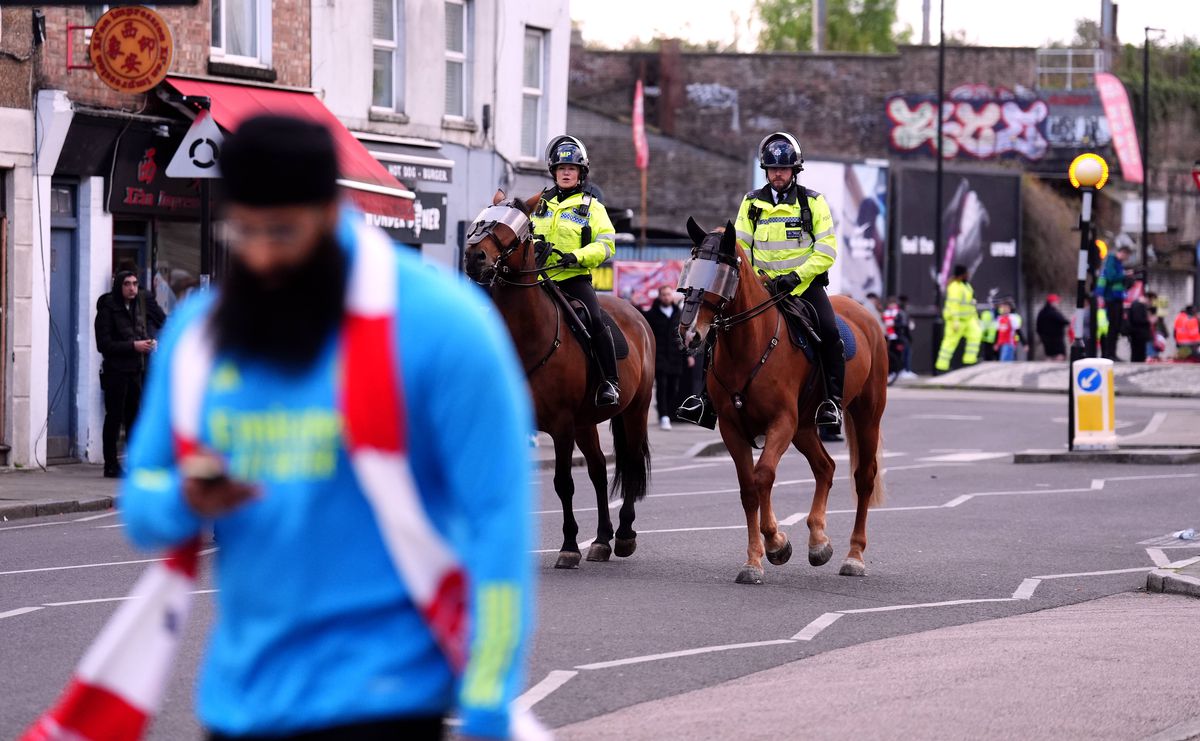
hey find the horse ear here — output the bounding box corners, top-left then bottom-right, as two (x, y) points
(492, 189), (506, 206)
(520, 192), (540, 215)
(686, 217), (707, 246)
(721, 221), (737, 255)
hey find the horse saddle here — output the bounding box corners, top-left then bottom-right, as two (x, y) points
(543, 281), (630, 361)
(776, 296), (857, 363)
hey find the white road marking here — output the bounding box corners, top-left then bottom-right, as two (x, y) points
(652, 462), (726, 475)
(942, 495), (974, 508)
(533, 537), (595, 555)
(918, 452), (1010, 463)
(838, 597), (1017, 615)
(1168, 555), (1200, 569)
(910, 414), (984, 421)
(575, 639), (795, 671)
(515, 670), (578, 711)
(42, 589), (218, 608)
(1119, 411), (1168, 440)
(1104, 473), (1199, 483)
(0, 521), (63, 532)
(0, 606), (44, 619)
(1147, 548), (1173, 568)
(1012, 578), (1041, 600)
(95, 523), (125, 529)
(1032, 566), (1153, 580)
(0, 547), (217, 577)
(928, 448), (983, 453)
(73, 511), (118, 522)
(792, 612), (843, 641)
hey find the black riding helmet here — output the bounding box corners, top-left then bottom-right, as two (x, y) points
(546, 135), (590, 180)
(758, 132), (804, 172)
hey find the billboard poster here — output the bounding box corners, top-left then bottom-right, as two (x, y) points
(613, 260), (685, 310)
(893, 168), (1021, 314)
(755, 159), (888, 304)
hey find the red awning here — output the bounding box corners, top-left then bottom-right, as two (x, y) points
(164, 76), (415, 222)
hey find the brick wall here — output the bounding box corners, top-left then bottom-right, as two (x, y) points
(0, 9), (35, 109)
(35, 2), (311, 111)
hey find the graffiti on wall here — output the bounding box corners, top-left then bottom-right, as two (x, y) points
(886, 85), (1049, 161)
(686, 82), (740, 132)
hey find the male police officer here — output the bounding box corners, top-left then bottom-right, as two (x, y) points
(532, 135), (621, 406)
(736, 132), (843, 431)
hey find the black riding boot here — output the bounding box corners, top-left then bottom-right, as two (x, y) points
(816, 339), (845, 433)
(594, 325), (621, 407)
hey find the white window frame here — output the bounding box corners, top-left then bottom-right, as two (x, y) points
(520, 27), (547, 159)
(371, 0), (405, 112)
(444, 0), (470, 120)
(210, 0), (272, 68)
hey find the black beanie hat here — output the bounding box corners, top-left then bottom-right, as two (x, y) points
(219, 115), (339, 206)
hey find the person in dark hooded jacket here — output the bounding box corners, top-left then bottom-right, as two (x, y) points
(94, 269), (165, 477)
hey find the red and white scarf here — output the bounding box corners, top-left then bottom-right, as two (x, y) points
(22, 221), (467, 740)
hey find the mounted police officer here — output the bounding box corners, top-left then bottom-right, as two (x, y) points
(532, 135), (621, 407)
(739, 132), (844, 432)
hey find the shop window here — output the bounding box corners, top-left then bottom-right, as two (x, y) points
(153, 221), (202, 315)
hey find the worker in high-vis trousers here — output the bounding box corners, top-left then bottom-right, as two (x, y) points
(936, 264), (982, 372)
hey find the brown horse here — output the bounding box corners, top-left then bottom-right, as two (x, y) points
(463, 192), (655, 569)
(679, 219), (887, 584)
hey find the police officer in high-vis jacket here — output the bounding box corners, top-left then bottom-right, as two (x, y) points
(532, 135), (621, 406)
(736, 132), (844, 431)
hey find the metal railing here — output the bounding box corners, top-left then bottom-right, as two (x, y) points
(1036, 48), (1106, 90)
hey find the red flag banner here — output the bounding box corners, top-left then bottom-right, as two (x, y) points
(633, 80), (649, 171)
(1095, 72), (1143, 184)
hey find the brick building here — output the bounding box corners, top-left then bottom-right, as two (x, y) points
(0, 1), (412, 468)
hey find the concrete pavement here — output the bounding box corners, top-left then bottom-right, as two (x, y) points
(921, 360), (1200, 398)
(556, 592), (1200, 741)
(0, 465), (115, 521)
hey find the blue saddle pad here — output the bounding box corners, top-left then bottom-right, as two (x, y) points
(788, 314), (857, 363)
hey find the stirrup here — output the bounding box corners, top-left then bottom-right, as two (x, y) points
(815, 400), (842, 428)
(595, 380), (620, 407)
(676, 394), (717, 430)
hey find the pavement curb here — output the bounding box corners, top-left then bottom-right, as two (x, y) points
(1012, 448), (1200, 465)
(1147, 568), (1200, 599)
(0, 495), (114, 522)
(917, 382), (1200, 399)
(535, 452), (614, 471)
(687, 439), (727, 458)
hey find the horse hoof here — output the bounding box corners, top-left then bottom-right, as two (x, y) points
(838, 558), (867, 577)
(735, 566), (765, 585)
(614, 537), (637, 558)
(766, 539), (793, 566)
(555, 551), (582, 569)
(809, 542), (834, 567)
(586, 542), (612, 562)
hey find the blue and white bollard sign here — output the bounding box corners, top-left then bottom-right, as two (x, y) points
(1072, 358), (1117, 450)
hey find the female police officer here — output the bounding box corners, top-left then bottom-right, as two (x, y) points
(533, 135), (621, 407)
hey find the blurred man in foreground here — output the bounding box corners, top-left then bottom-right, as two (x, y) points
(120, 115), (535, 740)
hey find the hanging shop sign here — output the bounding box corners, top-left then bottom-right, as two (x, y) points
(89, 5), (174, 94)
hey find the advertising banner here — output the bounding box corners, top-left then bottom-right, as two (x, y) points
(613, 260), (685, 309)
(893, 168), (1022, 314)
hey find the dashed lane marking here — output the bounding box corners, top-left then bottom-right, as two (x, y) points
(574, 639), (795, 671)
(0, 606), (44, 620)
(792, 612), (842, 641)
(918, 451), (1010, 462)
(0, 547), (217, 577)
(910, 414), (984, 421)
(74, 512), (118, 522)
(516, 671), (578, 711)
(1012, 578), (1041, 600)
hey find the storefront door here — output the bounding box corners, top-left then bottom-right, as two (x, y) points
(47, 183), (79, 462)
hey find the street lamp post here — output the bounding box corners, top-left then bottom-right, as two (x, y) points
(1068, 153), (1109, 451)
(1141, 27), (1165, 293)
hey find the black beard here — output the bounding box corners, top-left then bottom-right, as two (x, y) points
(212, 234), (347, 371)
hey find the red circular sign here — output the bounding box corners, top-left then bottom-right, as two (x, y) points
(88, 6), (174, 94)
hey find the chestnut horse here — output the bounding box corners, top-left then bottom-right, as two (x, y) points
(679, 219), (887, 584)
(463, 192), (655, 569)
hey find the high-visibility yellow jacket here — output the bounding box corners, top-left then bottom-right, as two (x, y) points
(530, 188), (616, 282)
(733, 185), (838, 296)
(980, 309), (997, 342)
(943, 279), (977, 323)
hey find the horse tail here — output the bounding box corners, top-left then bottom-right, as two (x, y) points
(610, 408), (651, 502)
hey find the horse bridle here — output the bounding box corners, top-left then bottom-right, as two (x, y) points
(465, 203), (549, 288)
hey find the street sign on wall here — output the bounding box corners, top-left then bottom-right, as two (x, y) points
(166, 111), (223, 179)
(88, 6), (174, 94)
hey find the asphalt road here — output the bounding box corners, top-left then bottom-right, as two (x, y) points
(2, 388), (1199, 739)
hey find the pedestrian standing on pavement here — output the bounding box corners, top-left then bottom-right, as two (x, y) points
(994, 301), (1020, 362)
(1174, 305), (1200, 359)
(1126, 292), (1153, 363)
(1097, 245), (1132, 360)
(882, 296), (916, 380)
(1035, 293), (1069, 361)
(978, 307), (998, 362)
(643, 284), (684, 430)
(935, 264), (982, 373)
(119, 115), (535, 741)
(94, 269), (165, 478)
(898, 294), (916, 374)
